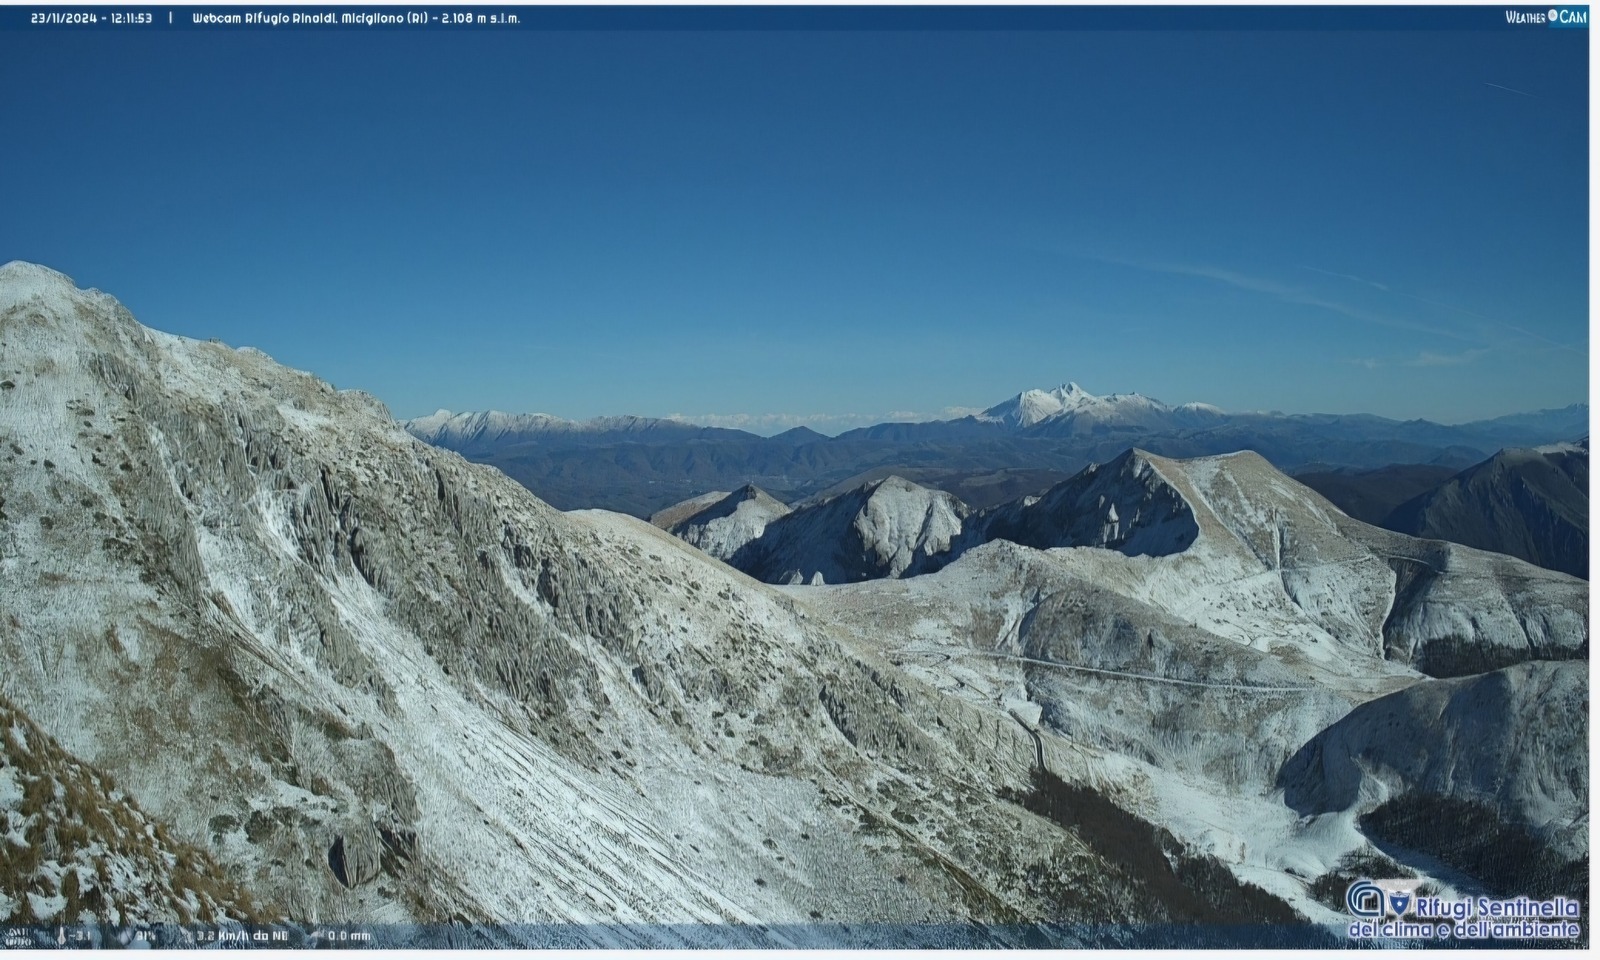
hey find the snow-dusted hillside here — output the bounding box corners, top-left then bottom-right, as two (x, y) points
(2, 262), (1324, 944)
(1278, 660), (1587, 859)
(654, 485), (791, 562)
(782, 448), (1587, 917)
(0, 693), (265, 929)
(728, 477), (970, 584)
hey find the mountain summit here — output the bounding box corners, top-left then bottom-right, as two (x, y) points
(976, 383), (1228, 433)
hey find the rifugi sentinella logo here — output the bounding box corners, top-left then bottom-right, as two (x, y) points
(1345, 879), (1583, 942)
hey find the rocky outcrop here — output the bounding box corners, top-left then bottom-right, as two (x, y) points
(728, 476), (970, 583)
(0, 693), (266, 927)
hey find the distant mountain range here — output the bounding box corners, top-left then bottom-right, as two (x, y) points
(404, 385), (1589, 517)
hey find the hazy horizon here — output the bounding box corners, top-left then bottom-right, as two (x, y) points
(400, 379), (1589, 438)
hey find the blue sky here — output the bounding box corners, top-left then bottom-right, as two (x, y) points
(3, 16), (1588, 433)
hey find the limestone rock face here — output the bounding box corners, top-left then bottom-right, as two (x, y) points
(0, 262), (1230, 943)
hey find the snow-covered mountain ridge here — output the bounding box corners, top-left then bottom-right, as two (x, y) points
(407, 380), (1584, 447)
(403, 408), (750, 453)
(3, 261), (1342, 944)
(403, 381), (1588, 520)
(664, 446), (1586, 680)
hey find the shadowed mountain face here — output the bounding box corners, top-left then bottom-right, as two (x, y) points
(728, 477), (970, 584)
(403, 390), (1586, 519)
(1277, 660), (1588, 892)
(1291, 464), (1461, 525)
(1381, 443), (1589, 579)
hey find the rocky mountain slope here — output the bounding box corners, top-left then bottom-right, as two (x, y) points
(0, 693), (266, 930)
(0, 262), (1358, 946)
(791, 505), (1587, 917)
(973, 449), (1587, 678)
(1383, 442), (1589, 579)
(654, 443), (1588, 910)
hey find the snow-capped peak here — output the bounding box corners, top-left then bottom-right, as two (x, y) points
(0, 261), (91, 314)
(980, 382), (1164, 428)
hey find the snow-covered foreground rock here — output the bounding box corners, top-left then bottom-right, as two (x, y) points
(0, 692), (265, 930)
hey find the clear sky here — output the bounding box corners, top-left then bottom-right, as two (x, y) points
(3, 13), (1589, 434)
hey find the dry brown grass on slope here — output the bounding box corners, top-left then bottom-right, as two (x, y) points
(0, 693), (273, 926)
